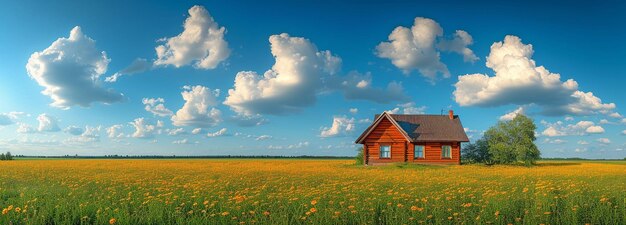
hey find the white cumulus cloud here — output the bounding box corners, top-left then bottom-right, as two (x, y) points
(320, 116), (355, 137)
(130, 118), (157, 139)
(64, 126), (84, 135)
(107, 124), (125, 139)
(255, 135), (272, 141)
(37, 114), (60, 132)
(16, 123), (36, 134)
(143, 98), (173, 117)
(224, 33), (341, 116)
(171, 85), (222, 127)
(26, 26), (123, 109)
(454, 35), (616, 117)
(206, 128), (227, 137)
(596, 138), (611, 144)
(500, 106), (526, 121)
(387, 102), (427, 114)
(154, 5), (230, 69)
(541, 120), (604, 136)
(0, 112), (25, 125)
(376, 17), (477, 80)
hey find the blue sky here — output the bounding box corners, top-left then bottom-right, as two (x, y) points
(0, 0), (625, 158)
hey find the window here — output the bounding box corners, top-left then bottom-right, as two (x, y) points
(442, 145), (452, 158)
(379, 145), (391, 158)
(414, 145), (424, 159)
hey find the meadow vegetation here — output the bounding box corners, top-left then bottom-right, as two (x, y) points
(1, 159), (625, 224)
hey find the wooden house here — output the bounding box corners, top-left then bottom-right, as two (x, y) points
(355, 110), (469, 165)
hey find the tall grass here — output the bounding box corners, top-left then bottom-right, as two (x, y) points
(0, 159), (624, 224)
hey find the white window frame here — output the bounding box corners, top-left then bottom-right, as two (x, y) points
(441, 145), (452, 159)
(379, 145), (391, 159)
(414, 145), (424, 159)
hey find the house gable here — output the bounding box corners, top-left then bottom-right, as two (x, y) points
(355, 112), (411, 144)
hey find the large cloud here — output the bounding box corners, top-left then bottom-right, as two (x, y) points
(376, 17), (477, 80)
(37, 114), (60, 132)
(154, 5), (230, 69)
(171, 85), (222, 127)
(320, 116), (355, 137)
(26, 26), (123, 109)
(454, 35), (616, 116)
(224, 33), (341, 115)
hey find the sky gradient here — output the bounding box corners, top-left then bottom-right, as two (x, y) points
(0, 1), (625, 158)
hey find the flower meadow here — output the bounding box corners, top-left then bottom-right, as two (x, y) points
(0, 159), (625, 224)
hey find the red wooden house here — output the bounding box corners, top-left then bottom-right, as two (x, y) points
(355, 110), (469, 165)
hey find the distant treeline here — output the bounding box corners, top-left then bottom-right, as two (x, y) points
(15, 155), (353, 159)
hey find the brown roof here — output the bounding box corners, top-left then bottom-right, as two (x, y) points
(355, 112), (470, 143)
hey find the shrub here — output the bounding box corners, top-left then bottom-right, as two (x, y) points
(355, 147), (364, 165)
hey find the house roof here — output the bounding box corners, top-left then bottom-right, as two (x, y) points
(355, 111), (470, 144)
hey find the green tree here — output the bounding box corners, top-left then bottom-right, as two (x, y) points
(0, 153), (5, 160)
(461, 138), (491, 164)
(5, 151), (12, 160)
(355, 147), (364, 165)
(484, 115), (540, 165)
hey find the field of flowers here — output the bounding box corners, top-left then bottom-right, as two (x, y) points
(0, 159), (625, 224)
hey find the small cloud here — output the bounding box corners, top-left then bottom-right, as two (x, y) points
(64, 126), (84, 136)
(143, 98), (173, 117)
(105, 58), (152, 82)
(130, 118), (157, 139)
(255, 135), (272, 141)
(37, 114), (60, 132)
(596, 138), (611, 144)
(585, 126), (605, 134)
(349, 108), (358, 114)
(171, 85), (221, 127)
(500, 106), (526, 121)
(387, 102), (427, 114)
(206, 128), (227, 137)
(167, 128), (186, 136)
(609, 112), (622, 118)
(320, 116), (355, 138)
(172, 138), (190, 144)
(16, 123), (36, 134)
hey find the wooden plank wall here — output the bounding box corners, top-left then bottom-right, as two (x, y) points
(363, 117), (407, 164)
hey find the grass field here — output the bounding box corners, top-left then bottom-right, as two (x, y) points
(1, 159), (625, 224)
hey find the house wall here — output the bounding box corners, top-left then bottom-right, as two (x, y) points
(361, 116), (462, 165)
(408, 142), (461, 165)
(362, 117), (407, 165)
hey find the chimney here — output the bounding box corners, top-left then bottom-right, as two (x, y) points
(448, 110), (454, 120)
